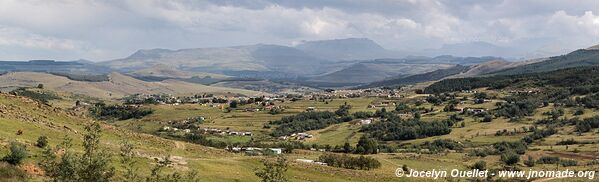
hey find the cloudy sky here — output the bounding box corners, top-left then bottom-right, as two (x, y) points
(1, 0), (599, 61)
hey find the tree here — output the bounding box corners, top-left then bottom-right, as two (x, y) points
(342, 142), (353, 153)
(40, 123), (115, 182)
(524, 156), (535, 167)
(482, 114), (493, 122)
(255, 156), (289, 182)
(2, 142), (27, 165)
(335, 104), (352, 116)
(36, 136), (48, 148)
(120, 141), (139, 181)
(79, 122), (115, 182)
(37, 83), (44, 89)
(356, 136), (378, 154)
(229, 100), (238, 108)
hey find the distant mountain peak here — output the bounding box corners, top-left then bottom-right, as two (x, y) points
(294, 37), (402, 60)
(127, 48), (173, 59)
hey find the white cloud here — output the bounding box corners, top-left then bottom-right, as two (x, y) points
(0, 0), (599, 60)
(0, 27), (81, 50)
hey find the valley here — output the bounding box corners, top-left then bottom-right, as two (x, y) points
(1, 40), (599, 182)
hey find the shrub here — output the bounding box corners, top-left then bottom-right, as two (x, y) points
(472, 161), (486, 170)
(482, 114), (493, 122)
(2, 142), (27, 165)
(560, 160), (578, 167)
(36, 136), (48, 148)
(524, 156), (535, 167)
(537, 156), (560, 164)
(500, 152), (520, 165)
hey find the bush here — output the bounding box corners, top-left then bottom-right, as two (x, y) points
(482, 114), (493, 122)
(36, 136), (48, 148)
(537, 156), (560, 164)
(560, 160), (578, 167)
(472, 161), (486, 170)
(500, 152), (520, 165)
(524, 156), (535, 167)
(2, 142), (27, 165)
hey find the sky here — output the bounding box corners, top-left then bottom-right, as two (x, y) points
(1, 0), (599, 61)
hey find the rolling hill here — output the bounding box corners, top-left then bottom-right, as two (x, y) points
(362, 65), (471, 88)
(308, 61), (455, 84)
(308, 56), (500, 85)
(491, 48), (599, 75)
(0, 72), (265, 99)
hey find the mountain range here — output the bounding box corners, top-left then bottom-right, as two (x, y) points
(3, 38), (599, 93)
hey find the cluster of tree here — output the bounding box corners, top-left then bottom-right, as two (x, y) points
(355, 136), (378, 154)
(555, 139), (595, 145)
(421, 139), (464, 153)
(89, 103), (153, 120)
(318, 153), (381, 170)
(493, 99), (537, 120)
(521, 127), (557, 144)
(9, 87), (60, 104)
(352, 111), (374, 119)
(269, 105), (354, 137)
(575, 116), (599, 133)
(361, 115), (452, 141)
(424, 66), (599, 94)
(182, 133), (229, 149)
(471, 141), (528, 157)
(425, 93), (455, 105)
(572, 93), (599, 108)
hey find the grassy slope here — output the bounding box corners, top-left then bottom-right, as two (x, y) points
(0, 93), (419, 181)
(0, 72), (265, 100)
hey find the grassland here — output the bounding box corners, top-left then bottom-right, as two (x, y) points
(2, 85), (599, 182)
